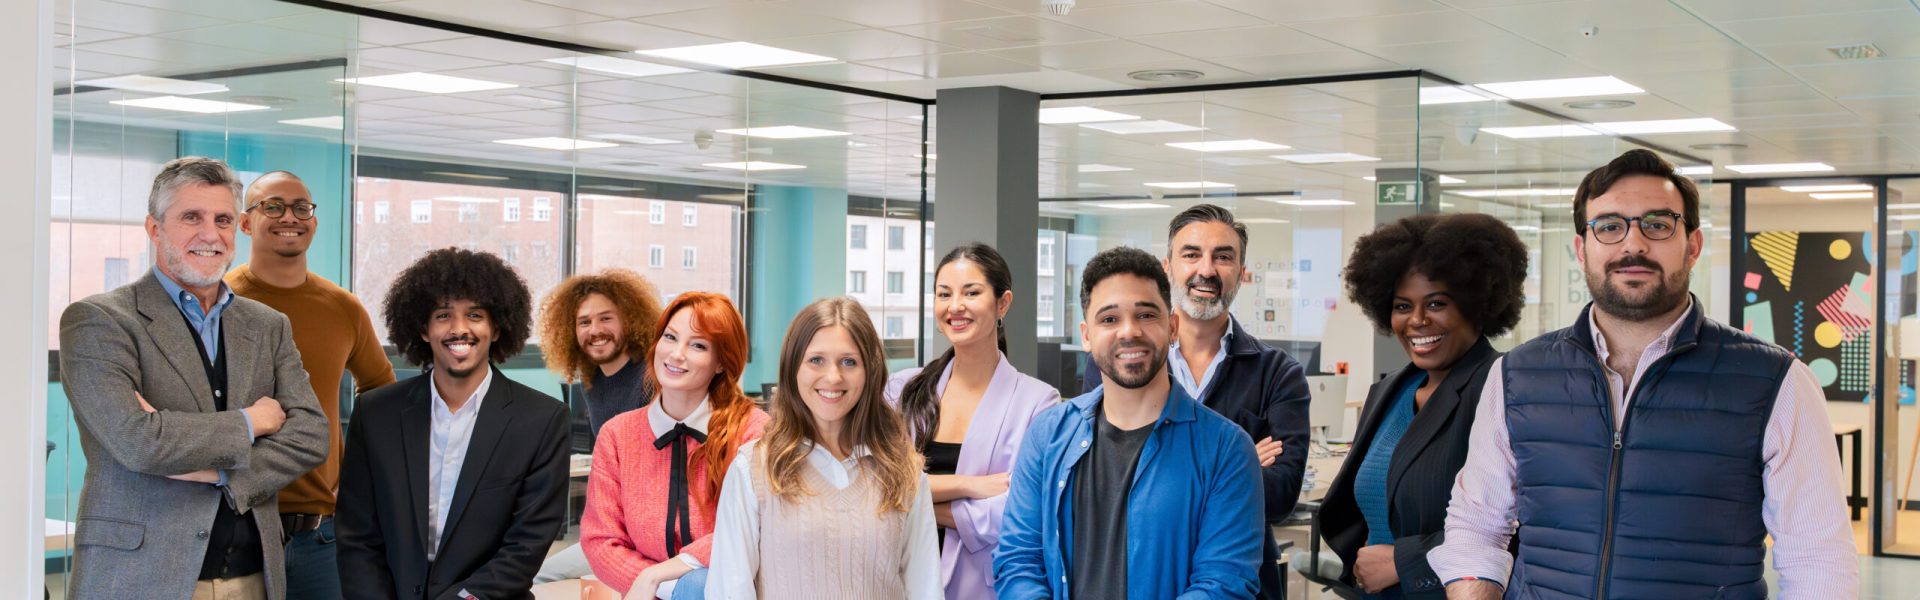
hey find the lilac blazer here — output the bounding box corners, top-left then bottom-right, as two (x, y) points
(886, 353), (1062, 600)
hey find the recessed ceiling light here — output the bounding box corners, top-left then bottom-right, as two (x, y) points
(1594, 118), (1736, 135)
(336, 72), (516, 94)
(278, 116), (343, 130)
(1438, 175), (1466, 184)
(1080, 120), (1205, 134)
(1473, 76), (1643, 100)
(544, 55), (693, 78)
(1078, 164), (1134, 173)
(1419, 85), (1503, 105)
(1690, 143), (1748, 150)
(1889, 203), (1920, 210)
(1144, 181), (1234, 189)
(1677, 166), (1714, 176)
(1240, 217), (1290, 224)
(636, 42), (836, 69)
(1564, 99), (1637, 110)
(1480, 124), (1607, 139)
(1811, 192), (1874, 200)
(592, 133), (680, 145)
(1892, 214), (1920, 221)
(703, 161), (807, 171)
(1271, 198), (1355, 207)
(110, 96), (270, 114)
(1362, 176), (1377, 181)
(715, 125), (850, 139)
(1165, 139), (1290, 152)
(1273, 152), (1381, 164)
(1510, 224), (1542, 231)
(1726, 162), (1835, 174)
(1089, 202), (1171, 209)
(79, 75), (227, 95)
(1039, 106), (1139, 125)
(846, 140), (878, 148)
(492, 137), (619, 150)
(1780, 184), (1872, 193)
(1455, 187), (1579, 197)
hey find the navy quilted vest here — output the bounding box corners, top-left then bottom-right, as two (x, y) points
(1501, 300), (1790, 600)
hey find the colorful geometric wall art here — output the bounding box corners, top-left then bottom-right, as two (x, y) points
(1742, 231), (1872, 402)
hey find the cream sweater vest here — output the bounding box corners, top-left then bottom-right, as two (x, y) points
(750, 450), (909, 598)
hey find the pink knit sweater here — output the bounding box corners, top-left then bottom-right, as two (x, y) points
(581, 404), (770, 593)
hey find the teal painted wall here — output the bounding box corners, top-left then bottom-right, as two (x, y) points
(742, 185), (849, 390)
(179, 130), (353, 285)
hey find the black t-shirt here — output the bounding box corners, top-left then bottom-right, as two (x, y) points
(585, 359), (650, 436)
(1070, 411), (1154, 600)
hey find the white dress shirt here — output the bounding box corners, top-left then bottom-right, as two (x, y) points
(650, 396), (712, 599)
(426, 368), (492, 562)
(1428, 301), (1859, 596)
(703, 439), (941, 600)
(1169, 315), (1236, 399)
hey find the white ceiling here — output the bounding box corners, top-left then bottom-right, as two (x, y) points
(52, 0), (1920, 202)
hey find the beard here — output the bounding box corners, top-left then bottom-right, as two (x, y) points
(159, 241), (230, 288)
(583, 334), (625, 365)
(1094, 340), (1169, 390)
(1175, 273), (1236, 321)
(1586, 254), (1690, 322)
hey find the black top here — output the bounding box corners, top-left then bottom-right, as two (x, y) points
(923, 440), (962, 476)
(585, 359), (651, 436)
(178, 309), (264, 581)
(1070, 412), (1153, 600)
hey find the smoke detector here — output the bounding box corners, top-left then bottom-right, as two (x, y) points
(1043, 0), (1074, 16)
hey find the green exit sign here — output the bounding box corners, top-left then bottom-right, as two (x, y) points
(1376, 182), (1418, 206)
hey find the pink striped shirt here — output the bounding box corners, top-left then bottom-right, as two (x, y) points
(1428, 302), (1858, 596)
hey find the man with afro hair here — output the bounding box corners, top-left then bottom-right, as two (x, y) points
(336, 247), (571, 599)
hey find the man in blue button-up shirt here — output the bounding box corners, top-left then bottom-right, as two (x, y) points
(994, 246), (1264, 600)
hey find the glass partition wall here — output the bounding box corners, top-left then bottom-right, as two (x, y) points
(48, 0), (930, 595)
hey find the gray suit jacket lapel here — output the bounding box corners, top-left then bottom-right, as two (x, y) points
(133, 274), (214, 412)
(224, 307), (260, 409)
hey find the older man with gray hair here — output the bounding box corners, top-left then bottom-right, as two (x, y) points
(59, 156), (328, 599)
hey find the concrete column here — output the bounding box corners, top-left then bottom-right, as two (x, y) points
(933, 86), (1039, 373)
(5, 0), (52, 593)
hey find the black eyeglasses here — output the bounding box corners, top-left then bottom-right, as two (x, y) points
(247, 200), (316, 220)
(1586, 211), (1680, 244)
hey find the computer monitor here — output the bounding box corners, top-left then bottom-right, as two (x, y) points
(1305, 374), (1350, 449)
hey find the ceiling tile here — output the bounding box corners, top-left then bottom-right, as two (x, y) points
(377, 0), (609, 31)
(860, 51), (1044, 78)
(150, 22), (354, 57)
(779, 0), (1016, 28)
(522, 0), (758, 19)
(1134, 25), (1339, 59)
(758, 62), (928, 83)
(988, 39), (1186, 70)
(1304, 10), (1517, 51)
(641, 5), (867, 42)
(402, 36), (576, 61)
(888, 15), (1110, 51)
(572, 79), (711, 103)
(524, 20), (724, 50)
(1791, 58), (1920, 99)
(1044, 1), (1267, 37)
(76, 36), (271, 69)
(1210, 49), (1401, 78)
(1204, 0), (1446, 24)
(1673, 0), (1913, 22)
(1071, 60), (1253, 87)
(355, 46), (503, 72)
(1722, 9), (1920, 67)
(1471, 0), (1697, 34)
(768, 29), (963, 61)
(69, 1), (227, 36)
(353, 16), (469, 46)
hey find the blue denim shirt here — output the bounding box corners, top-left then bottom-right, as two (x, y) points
(993, 383), (1265, 600)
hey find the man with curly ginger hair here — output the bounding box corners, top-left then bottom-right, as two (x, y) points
(530, 269), (662, 584)
(335, 248), (571, 599)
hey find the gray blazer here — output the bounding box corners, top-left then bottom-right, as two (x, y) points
(58, 271), (329, 599)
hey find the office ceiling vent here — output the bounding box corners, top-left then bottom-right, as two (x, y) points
(1827, 43), (1884, 60)
(1129, 69), (1204, 82)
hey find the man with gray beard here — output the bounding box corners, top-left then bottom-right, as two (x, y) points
(1162, 204), (1311, 600)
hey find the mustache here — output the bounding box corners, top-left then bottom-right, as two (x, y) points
(1185, 273), (1223, 291)
(1606, 255), (1661, 273)
(440, 335), (479, 345)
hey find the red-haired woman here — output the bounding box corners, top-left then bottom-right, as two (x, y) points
(582, 292), (770, 600)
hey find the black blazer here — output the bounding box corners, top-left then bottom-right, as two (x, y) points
(337, 368), (571, 600)
(1315, 337), (1498, 599)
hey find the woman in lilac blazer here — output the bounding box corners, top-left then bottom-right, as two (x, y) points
(886, 242), (1062, 600)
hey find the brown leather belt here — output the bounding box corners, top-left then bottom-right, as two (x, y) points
(281, 513), (327, 534)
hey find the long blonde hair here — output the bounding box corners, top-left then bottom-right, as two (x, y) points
(761, 297), (921, 513)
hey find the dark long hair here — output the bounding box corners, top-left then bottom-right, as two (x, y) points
(900, 243), (1012, 450)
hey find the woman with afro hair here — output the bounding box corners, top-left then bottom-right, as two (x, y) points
(1314, 213), (1528, 599)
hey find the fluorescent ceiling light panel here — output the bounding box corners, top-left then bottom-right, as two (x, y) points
(1480, 124), (1607, 139)
(1473, 76), (1643, 100)
(544, 55), (692, 77)
(337, 72), (516, 94)
(1539, 202), (1574, 209)
(79, 75), (227, 95)
(703, 161), (807, 171)
(1726, 162), (1835, 174)
(1892, 214), (1920, 221)
(715, 125), (850, 139)
(1274, 152), (1381, 164)
(1811, 192), (1874, 200)
(1593, 118), (1735, 135)
(1039, 106), (1139, 125)
(1438, 175), (1466, 184)
(1078, 164), (1133, 173)
(1089, 202), (1171, 210)
(1144, 181), (1234, 189)
(1272, 198), (1355, 206)
(492, 137), (619, 150)
(1455, 187), (1579, 197)
(1780, 184), (1873, 193)
(636, 42), (836, 69)
(1677, 166), (1714, 176)
(1165, 139), (1290, 152)
(110, 96), (270, 114)
(1419, 85), (1503, 105)
(1362, 176), (1377, 181)
(592, 134), (680, 145)
(278, 116), (343, 130)
(1890, 203), (1920, 210)
(1079, 120), (1204, 134)
(1511, 225), (1542, 231)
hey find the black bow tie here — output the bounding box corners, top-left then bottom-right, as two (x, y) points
(655, 422), (707, 557)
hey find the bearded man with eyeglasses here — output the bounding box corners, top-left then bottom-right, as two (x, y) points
(1428, 149), (1857, 599)
(226, 170), (397, 600)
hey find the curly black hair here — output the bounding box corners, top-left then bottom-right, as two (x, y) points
(384, 247), (534, 367)
(1341, 213), (1529, 337)
(1080, 246), (1171, 313)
